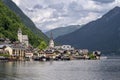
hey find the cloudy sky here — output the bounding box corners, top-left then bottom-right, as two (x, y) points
(12, 0), (120, 32)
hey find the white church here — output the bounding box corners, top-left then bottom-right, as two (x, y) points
(49, 32), (54, 48)
(18, 28), (29, 47)
(48, 32), (74, 50)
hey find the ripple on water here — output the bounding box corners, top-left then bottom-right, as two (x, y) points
(0, 59), (120, 80)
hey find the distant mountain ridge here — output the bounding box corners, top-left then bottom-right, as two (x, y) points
(45, 25), (82, 39)
(55, 6), (120, 54)
(2, 0), (48, 42)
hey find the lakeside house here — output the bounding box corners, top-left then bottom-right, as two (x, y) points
(5, 43), (25, 60)
(93, 51), (101, 59)
(0, 44), (9, 56)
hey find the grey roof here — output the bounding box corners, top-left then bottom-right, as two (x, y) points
(10, 44), (26, 50)
(0, 44), (11, 48)
(0, 45), (5, 48)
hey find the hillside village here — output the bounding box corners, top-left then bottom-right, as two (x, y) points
(0, 28), (101, 61)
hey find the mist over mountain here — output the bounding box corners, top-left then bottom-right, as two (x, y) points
(45, 25), (82, 39)
(55, 6), (120, 54)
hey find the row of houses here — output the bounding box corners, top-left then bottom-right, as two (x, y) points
(0, 28), (32, 61)
(39, 32), (101, 61)
(0, 30), (101, 61)
(0, 42), (33, 61)
(0, 43), (101, 61)
(34, 33), (101, 60)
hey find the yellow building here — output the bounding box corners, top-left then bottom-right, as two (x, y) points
(5, 44), (25, 60)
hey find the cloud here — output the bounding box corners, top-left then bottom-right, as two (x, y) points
(33, 5), (43, 9)
(12, 0), (21, 5)
(12, 0), (120, 32)
(93, 0), (115, 3)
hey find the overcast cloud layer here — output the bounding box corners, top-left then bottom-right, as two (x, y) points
(12, 0), (120, 32)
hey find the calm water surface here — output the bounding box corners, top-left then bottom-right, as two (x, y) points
(0, 59), (120, 80)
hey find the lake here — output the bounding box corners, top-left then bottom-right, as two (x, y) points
(0, 58), (120, 80)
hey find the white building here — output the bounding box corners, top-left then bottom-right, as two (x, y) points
(49, 32), (54, 48)
(5, 44), (25, 60)
(25, 52), (33, 58)
(54, 46), (61, 50)
(82, 49), (89, 54)
(61, 45), (74, 50)
(54, 45), (74, 50)
(49, 39), (54, 48)
(18, 28), (29, 47)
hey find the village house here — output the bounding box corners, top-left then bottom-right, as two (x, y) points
(61, 45), (74, 50)
(93, 51), (101, 59)
(5, 43), (26, 60)
(25, 51), (33, 60)
(0, 44), (9, 54)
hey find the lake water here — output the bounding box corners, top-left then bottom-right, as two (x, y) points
(0, 58), (120, 80)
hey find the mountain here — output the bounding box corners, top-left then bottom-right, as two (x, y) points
(45, 25), (82, 39)
(55, 6), (120, 54)
(0, 0), (46, 47)
(2, 0), (48, 42)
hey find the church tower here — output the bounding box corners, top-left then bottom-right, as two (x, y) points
(17, 28), (29, 47)
(18, 28), (22, 43)
(49, 32), (54, 48)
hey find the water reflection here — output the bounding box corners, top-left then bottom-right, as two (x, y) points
(0, 59), (120, 80)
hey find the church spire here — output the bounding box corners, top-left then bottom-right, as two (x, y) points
(50, 31), (53, 40)
(18, 28), (22, 43)
(18, 28), (22, 34)
(49, 31), (54, 48)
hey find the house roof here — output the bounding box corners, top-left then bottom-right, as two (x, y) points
(0, 45), (5, 48)
(7, 43), (26, 50)
(0, 44), (11, 48)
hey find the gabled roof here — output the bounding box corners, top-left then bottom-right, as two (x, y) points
(9, 43), (26, 50)
(0, 45), (5, 48)
(0, 44), (11, 48)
